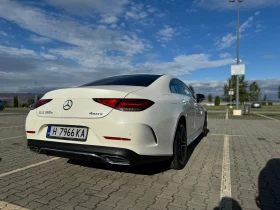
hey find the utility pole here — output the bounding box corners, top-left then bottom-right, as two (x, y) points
(236, 0), (241, 110)
(34, 81), (37, 103)
(229, 0), (242, 110)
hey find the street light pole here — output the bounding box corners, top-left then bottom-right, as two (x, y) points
(229, 0), (242, 110)
(236, 0), (241, 110)
(34, 81), (37, 103)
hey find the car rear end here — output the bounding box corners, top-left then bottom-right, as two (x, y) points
(26, 74), (173, 165)
(251, 101), (261, 108)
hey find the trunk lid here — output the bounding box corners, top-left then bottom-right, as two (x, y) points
(36, 86), (144, 119)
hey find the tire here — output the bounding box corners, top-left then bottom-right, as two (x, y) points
(203, 113), (208, 137)
(170, 122), (187, 170)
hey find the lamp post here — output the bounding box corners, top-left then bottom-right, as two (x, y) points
(34, 81), (37, 103)
(229, 0), (242, 110)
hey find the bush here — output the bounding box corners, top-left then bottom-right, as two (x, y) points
(268, 102), (273, 106)
(261, 102), (266, 106)
(214, 96), (220, 106)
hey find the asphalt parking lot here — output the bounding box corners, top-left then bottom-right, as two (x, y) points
(0, 112), (280, 210)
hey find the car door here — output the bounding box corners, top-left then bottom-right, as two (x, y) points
(181, 83), (204, 130)
(172, 79), (196, 140)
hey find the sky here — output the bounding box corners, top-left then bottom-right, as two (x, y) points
(0, 0), (279, 99)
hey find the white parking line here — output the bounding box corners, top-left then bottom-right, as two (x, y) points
(0, 125), (25, 129)
(0, 135), (26, 142)
(255, 113), (278, 121)
(210, 133), (245, 137)
(219, 135), (232, 210)
(0, 157), (60, 178)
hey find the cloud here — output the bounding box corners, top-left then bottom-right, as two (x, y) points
(29, 35), (53, 44)
(157, 26), (177, 42)
(99, 15), (118, 24)
(219, 53), (231, 59)
(0, 43), (235, 92)
(0, 0), (147, 56)
(0, 31), (7, 36)
(47, 0), (128, 17)
(216, 33), (236, 50)
(255, 22), (265, 33)
(186, 8), (198, 14)
(216, 13), (257, 50)
(193, 0), (280, 10)
(187, 79), (280, 99)
(255, 11), (260, 16)
(125, 4), (148, 20)
(137, 54), (234, 75)
(40, 52), (57, 60)
(262, 54), (276, 59)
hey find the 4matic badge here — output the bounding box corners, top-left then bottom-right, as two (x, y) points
(89, 112), (103, 116)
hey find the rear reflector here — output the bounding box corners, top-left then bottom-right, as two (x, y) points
(93, 99), (154, 111)
(31, 99), (52, 110)
(104, 136), (131, 141)
(26, 131), (36, 134)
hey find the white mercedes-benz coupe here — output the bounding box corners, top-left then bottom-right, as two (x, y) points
(26, 74), (207, 170)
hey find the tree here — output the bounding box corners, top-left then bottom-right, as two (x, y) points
(189, 85), (195, 94)
(214, 96), (220, 106)
(263, 94), (267, 101)
(278, 85), (280, 100)
(27, 99), (34, 106)
(224, 75), (249, 103)
(14, 96), (18, 108)
(208, 93), (213, 102)
(249, 81), (261, 101)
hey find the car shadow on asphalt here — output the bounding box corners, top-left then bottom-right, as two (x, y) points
(213, 197), (242, 210)
(256, 158), (280, 210)
(212, 159), (280, 210)
(67, 131), (209, 175)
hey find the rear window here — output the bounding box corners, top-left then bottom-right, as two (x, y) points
(80, 74), (162, 87)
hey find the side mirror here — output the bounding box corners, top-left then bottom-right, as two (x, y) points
(196, 94), (205, 103)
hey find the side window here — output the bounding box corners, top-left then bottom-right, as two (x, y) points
(172, 80), (186, 95)
(182, 83), (195, 99)
(169, 81), (177, 93)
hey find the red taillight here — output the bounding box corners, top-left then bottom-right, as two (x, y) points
(31, 99), (52, 110)
(116, 99), (154, 111)
(94, 99), (121, 108)
(93, 99), (154, 111)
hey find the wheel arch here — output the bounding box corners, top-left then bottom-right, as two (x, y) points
(172, 114), (187, 146)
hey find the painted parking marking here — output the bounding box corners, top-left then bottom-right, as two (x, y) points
(0, 125), (25, 129)
(0, 135), (26, 142)
(0, 200), (28, 210)
(219, 135), (232, 210)
(210, 133), (245, 137)
(0, 157), (60, 178)
(255, 113), (278, 121)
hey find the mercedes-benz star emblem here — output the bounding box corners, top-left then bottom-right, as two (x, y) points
(63, 100), (73, 110)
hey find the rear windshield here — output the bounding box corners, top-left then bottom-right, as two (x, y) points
(80, 74), (162, 87)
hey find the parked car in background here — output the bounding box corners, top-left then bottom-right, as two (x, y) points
(251, 101), (262, 108)
(0, 100), (5, 111)
(26, 74), (207, 170)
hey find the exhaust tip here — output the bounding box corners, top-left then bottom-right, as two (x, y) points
(102, 155), (129, 165)
(28, 146), (38, 152)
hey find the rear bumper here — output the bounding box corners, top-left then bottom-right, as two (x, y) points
(27, 139), (170, 165)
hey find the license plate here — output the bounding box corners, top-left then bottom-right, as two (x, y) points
(46, 125), (88, 141)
